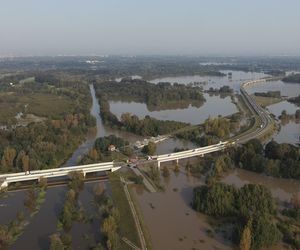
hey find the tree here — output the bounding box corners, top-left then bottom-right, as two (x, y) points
(142, 141), (156, 155)
(251, 215), (282, 250)
(162, 166), (170, 178)
(1, 147), (17, 171)
(174, 164), (180, 173)
(39, 177), (48, 190)
(239, 220), (252, 250)
(49, 234), (64, 250)
(214, 155), (234, 177)
(237, 184), (276, 220)
(24, 187), (37, 213)
(193, 183), (236, 216)
(295, 109), (300, 120)
(21, 154), (30, 173)
(89, 148), (99, 161)
(101, 215), (120, 250)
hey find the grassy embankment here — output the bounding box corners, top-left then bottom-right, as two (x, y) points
(251, 94), (283, 108)
(109, 172), (153, 250)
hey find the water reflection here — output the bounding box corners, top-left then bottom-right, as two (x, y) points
(150, 70), (268, 92)
(268, 101), (299, 117)
(109, 94), (238, 125)
(247, 80), (300, 98)
(273, 121), (300, 145)
(12, 186), (67, 250)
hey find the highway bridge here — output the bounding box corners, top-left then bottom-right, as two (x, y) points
(144, 78), (275, 167)
(154, 141), (230, 168)
(0, 162), (120, 190)
(0, 78), (275, 190)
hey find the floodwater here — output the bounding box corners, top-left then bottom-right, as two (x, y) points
(133, 164), (300, 250)
(64, 84), (144, 166)
(109, 93), (238, 125)
(12, 186), (67, 250)
(222, 168), (300, 204)
(267, 100), (299, 145)
(150, 70), (268, 92)
(2, 73), (299, 250)
(246, 80), (300, 145)
(272, 121), (300, 145)
(71, 181), (108, 250)
(268, 101), (299, 117)
(247, 80), (300, 98)
(0, 191), (25, 225)
(133, 169), (234, 250)
(155, 138), (197, 155)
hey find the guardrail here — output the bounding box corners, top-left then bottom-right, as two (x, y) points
(0, 162), (119, 190)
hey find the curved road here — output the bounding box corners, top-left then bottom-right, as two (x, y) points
(135, 78), (276, 166)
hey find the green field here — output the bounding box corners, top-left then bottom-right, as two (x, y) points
(0, 92), (75, 124)
(251, 95), (283, 108)
(108, 173), (142, 250)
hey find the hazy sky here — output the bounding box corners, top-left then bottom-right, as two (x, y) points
(1, 0), (300, 56)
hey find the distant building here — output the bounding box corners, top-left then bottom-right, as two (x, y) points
(108, 145), (116, 152)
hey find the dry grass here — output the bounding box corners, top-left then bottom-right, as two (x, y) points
(0, 92), (75, 124)
(251, 95), (282, 108)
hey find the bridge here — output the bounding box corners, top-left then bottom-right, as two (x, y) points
(154, 141), (230, 168)
(146, 77), (275, 167)
(0, 78), (276, 190)
(0, 162), (120, 190)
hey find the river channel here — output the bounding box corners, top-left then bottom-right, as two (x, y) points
(1, 74), (299, 249)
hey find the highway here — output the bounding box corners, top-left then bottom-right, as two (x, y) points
(0, 78), (275, 190)
(138, 78), (275, 167)
(0, 162), (120, 189)
(155, 141), (229, 167)
(234, 79), (273, 143)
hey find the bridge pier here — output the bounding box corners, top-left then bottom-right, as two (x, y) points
(157, 161), (161, 169)
(0, 180), (8, 190)
(111, 167), (122, 172)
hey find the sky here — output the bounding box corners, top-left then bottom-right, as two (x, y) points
(0, 0), (300, 56)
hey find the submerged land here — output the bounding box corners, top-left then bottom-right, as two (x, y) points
(0, 56), (300, 250)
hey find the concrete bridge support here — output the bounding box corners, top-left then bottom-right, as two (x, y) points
(0, 180), (8, 190)
(111, 167), (122, 172)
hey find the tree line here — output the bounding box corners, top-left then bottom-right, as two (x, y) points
(94, 78), (206, 111)
(230, 139), (300, 179)
(193, 182), (282, 250)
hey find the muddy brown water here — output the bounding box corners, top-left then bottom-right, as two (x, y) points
(133, 162), (300, 250)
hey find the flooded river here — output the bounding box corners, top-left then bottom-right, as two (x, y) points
(133, 163), (300, 250)
(1, 74), (299, 250)
(133, 169), (234, 250)
(150, 70), (268, 92)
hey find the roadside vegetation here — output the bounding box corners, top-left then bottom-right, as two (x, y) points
(176, 114), (242, 146)
(230, 139), (300, 180)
